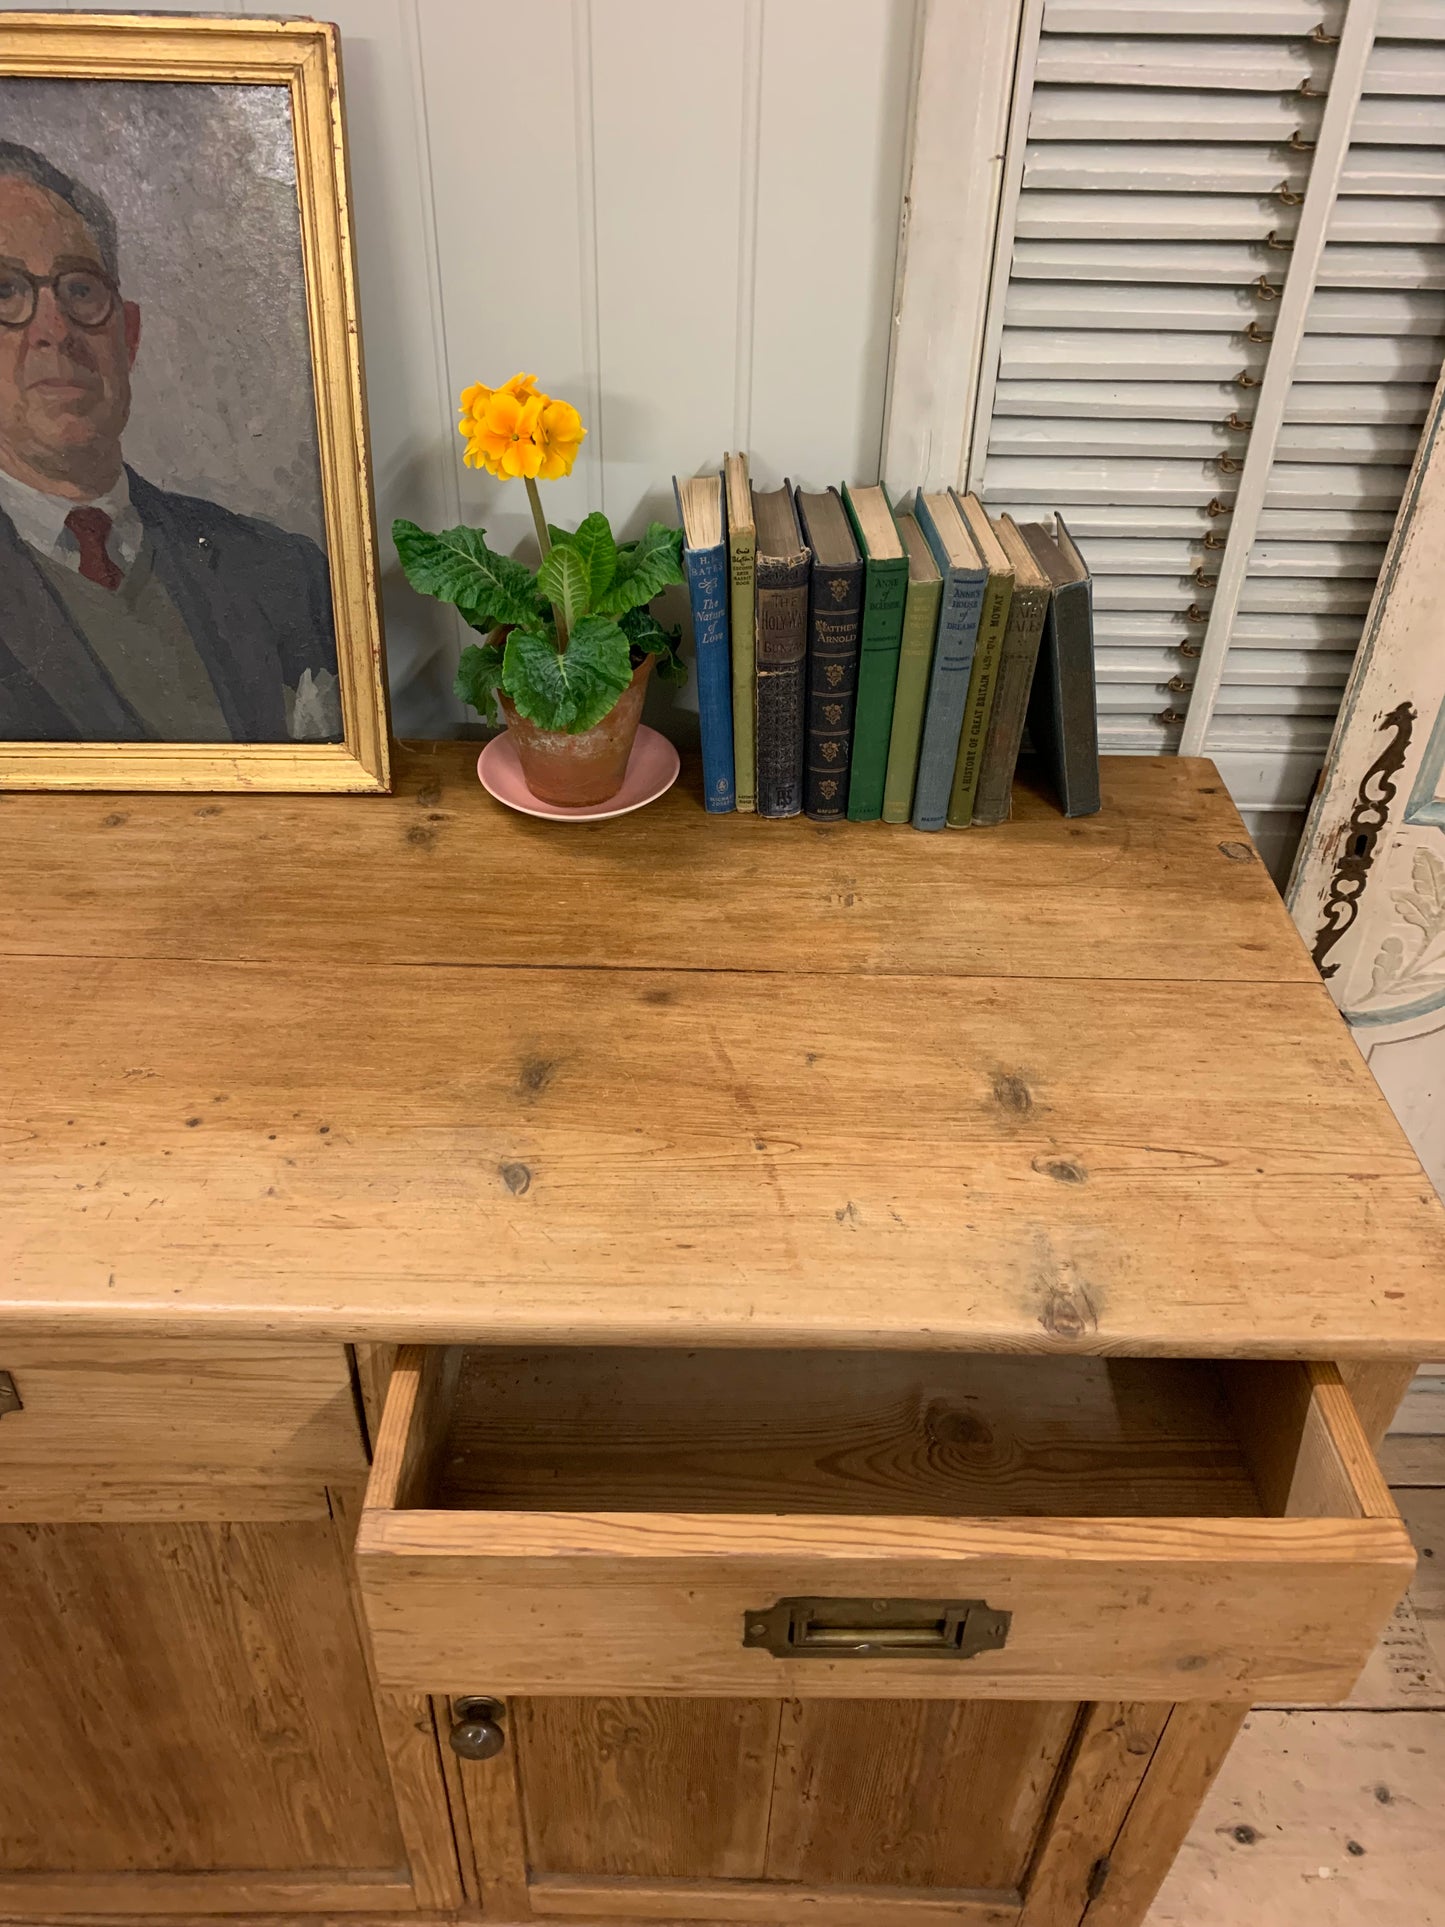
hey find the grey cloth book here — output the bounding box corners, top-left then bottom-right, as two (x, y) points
(1020, 517), (1100, 819)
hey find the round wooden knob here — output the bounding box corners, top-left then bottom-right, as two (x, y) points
(449, 1697), (505, 1761)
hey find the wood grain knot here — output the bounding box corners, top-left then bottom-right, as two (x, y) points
(1217, 841), (1255, 863)
(517, 1057), (558, 1097)
(498, 1161), (532, 1195)
(992, 1071), (1033, 1115)
(1032, 1156), (1087, 1184)
(416, 779), (443, 808)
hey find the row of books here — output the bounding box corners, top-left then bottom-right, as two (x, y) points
(673, 455), (1099, 825)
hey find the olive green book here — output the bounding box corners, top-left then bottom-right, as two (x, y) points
(841, 483), (908, 822)
(723, 452), (756, 813)
(882, 512), (943, 824)
(946, 493), (1014, 828)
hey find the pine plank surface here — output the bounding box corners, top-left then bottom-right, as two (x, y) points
(0, 743), (1308, 983)
(0, 1521), (406, 1877)
(1, 955), (1441, 1353)
(2, 744), (1442, 1355)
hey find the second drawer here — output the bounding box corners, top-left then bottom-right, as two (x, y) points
(354, 1345), (1413, 1702)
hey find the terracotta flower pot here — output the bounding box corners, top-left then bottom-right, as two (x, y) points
(499, 654), (654, 807)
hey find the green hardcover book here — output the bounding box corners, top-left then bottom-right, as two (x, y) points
(842, 483), (908, 822)
(882, 512), (943, 824)
(946, 492), (1015, 828)
(724, 452), (756, 813)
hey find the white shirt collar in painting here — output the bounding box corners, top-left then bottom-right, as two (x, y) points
(0, 463), (144, 574)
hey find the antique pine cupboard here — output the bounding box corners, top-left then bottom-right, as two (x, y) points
(2, 744), (1443, 1927)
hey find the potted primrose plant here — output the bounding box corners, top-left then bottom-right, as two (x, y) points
(393, 374), (685, 807)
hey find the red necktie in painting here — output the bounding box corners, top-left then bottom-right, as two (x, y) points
(64, 507), (123, 592)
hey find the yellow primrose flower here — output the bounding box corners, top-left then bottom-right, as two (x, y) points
(535, 397), (586, 479)
(458, 373), (542, 471)
(456, 375), (586, 483)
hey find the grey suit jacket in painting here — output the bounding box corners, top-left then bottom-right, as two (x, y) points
(0, 467), (339, 742)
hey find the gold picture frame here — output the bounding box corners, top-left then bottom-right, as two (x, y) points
(0, 14), (390, 791)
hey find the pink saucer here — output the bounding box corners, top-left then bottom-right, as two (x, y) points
(477, 724), (681, 821)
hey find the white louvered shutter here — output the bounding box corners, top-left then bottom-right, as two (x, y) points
(972, 0), (1445, 814)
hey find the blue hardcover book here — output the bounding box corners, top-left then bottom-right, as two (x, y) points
(674, 474), (736, 812)
(911, 490), (987, 832)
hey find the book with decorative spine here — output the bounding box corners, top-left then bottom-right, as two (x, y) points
(911, 491), (985, 833)
(946, 493), (1014, 828)
(841, 484), (908, 822)
(751, 480), (810, 819)
(1020, 516), (1100, 818)
(972, 514), (1050, 827)
(673, 473), (735, 813)
(723, 452), (756, 813)
(795, 486), (863, 820)
(882, 512), (942, 824)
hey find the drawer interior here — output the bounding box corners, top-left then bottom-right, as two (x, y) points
(394, 1347), (1356, 1520)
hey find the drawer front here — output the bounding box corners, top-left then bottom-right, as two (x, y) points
(355, 1349), (1414, 1703)
(0, 1339), (366, 1518)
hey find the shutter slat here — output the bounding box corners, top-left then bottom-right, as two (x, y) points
(1095, 647), (1355, 684)
(1250, 539), (1387, 574)
(1003, 283), (1445, 334)
(1198, 718), (1335, 752)
(1025, 88), (1435, 145)
(987, 501), (1401, 539)
(1016, 190), (1300, 241)
(1028, 83), (1320, 142)
(1366, 42), (1445, 93)
(992, 377), (1432, 422)
(1080, 537), (1386, 574)
(1095, 609), (1363, 643)
(1042, 0), (1343, 33)
(1021, 143), (1443, 196)
(1017, 190), (1445, 243)
(1032, 37), (1332, 89)
(1048, 8), (1441, 47)
(1010, 238), (1445, 290)
(1092, 574), (1373, 612)
(998, 329), (1439, 380)
(989, 417), (1420, 461)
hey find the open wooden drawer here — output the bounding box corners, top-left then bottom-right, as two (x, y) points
(354, 1346), (1413, 1702)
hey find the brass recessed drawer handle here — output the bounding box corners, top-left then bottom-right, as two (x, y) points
(743, 1597), (1010, 1661)
(0, 1372), (21, 1417)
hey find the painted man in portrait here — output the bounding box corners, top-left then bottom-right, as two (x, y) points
(0, 139), (340, 742)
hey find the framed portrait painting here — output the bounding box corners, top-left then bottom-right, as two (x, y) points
(0, 14), (390, 790)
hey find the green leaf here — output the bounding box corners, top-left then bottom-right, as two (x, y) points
(567, 511), (618, 603)
(537, 543), (591, 633)
(393, 519), (540, 628)
(502, 615), (633, 733)
(454, 640), (507, 727)
(594, 521), (684, 614)
(620, 606), (686, 687)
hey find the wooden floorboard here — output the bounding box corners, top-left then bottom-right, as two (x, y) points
(1146, 1709), (1445, 1926)
(1150, 1475), (1445, 1922)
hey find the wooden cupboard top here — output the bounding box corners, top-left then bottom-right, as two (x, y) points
(2, 742), (1307, 981)
(2, 743), (1443, 1354)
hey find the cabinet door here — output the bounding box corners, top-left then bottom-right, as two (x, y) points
(0, 1518), (436, 1915)
(443, 1694), (1194, 1927)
